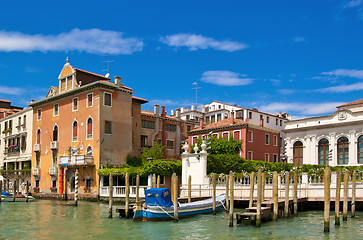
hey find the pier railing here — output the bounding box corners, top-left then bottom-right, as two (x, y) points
(99, 186), (148, 198)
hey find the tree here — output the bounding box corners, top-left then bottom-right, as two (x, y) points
(140, 142), (165, 163)
(191, 135), (242, 155)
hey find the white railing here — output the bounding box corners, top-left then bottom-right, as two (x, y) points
(59, 155), (94, 166)
(99, 186), (148, 198)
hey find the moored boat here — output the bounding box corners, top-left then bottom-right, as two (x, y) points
(133, 188), (226, 221)
(1, 191), (35, 202)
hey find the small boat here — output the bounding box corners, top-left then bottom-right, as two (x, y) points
(133, 188), (226, 221)
(1, 191), (35, 202)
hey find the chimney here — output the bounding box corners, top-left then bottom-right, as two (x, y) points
(154, 105), (159, 116)
(180, 107), (184, 113)
(176, 109), (181, 118)
(114, 76), (121, 87)
(230, 111), (235, 125)
(260, 118), (264, 127)
(161, 106), (166, 116)
(191, 105), (195, 111)
(200, 118), (204, 129)
(171, 109), (174, 116)
(30, 100), (34, 103)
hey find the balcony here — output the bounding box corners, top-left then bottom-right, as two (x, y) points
(34, 144), (40, 152)
(49, 166), (58, 175)
(4, 146), (20, 156)
(0, 169), (31, 178)
(32, 168), (40, 176)
(60, 155), (94, 167)
(50, 141), (58, 150)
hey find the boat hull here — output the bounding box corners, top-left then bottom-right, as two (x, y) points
(1, 196), (35, 202)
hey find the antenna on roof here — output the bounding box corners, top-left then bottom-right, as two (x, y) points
(102, 54), (115, 78)
(192, 81), (201, 106)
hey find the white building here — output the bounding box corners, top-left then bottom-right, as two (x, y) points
(0, 108), (33, 188)
(284, 99), (363, 166)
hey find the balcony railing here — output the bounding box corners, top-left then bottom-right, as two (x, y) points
(32, 168), (40, 176)
(0, 169), (31, 177)
(49, 166), (58, 175)
(34, 144), (40, 152)
(50, 141), (58, 150)
(60, 155), (94, 167)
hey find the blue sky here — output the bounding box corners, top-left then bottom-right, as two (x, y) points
(1, 0), (363, 119)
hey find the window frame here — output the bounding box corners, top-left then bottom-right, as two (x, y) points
(54, 103), (59, 116)
(248, 130), (253, 143)
(358, 135), (363, 164)
(265, 134), (270, 145)
(72, 97), (79, 112)
(166, 139), (174, 150)
(265, 153), (270, 162)
(87, 93), (93, 108)
(103, 92), (112, 107)
(72, 121), (78, 142)
(105, 121), (112, 135)
(86, 117), (93, 140)
(274, 135), (278, 146)
(318, 138), (329, 165)
(37, 109), (42, 121)
(337, 137), (349, 165)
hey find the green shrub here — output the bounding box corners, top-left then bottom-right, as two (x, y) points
(126, 155), (142, 167)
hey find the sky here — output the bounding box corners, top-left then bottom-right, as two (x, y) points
(1, 0), (363, 119)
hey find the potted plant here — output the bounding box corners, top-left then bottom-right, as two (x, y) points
(83, 186), (91, 193)
(50, 186), (57, 192)
(33, 187), (40, 193)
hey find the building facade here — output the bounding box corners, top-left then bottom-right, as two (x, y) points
(28, 60), (144, 197)
(284, 99), (363, 166)
(0, 99), (23, 119)
(188, 116), (281, 162)
(0, 108), (33, 191)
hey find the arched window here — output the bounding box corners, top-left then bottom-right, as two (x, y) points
(318, 139), (329, 165)
(293, 141), (303, 165)
(358, 136), (363, 164)
(337, 137), (349, 165)
(86, 146), (93, 156)
(53, 125), (58, 141)
(37, 129), (41, 144)
(72, 121), (78, 142)
(87, 118), (93, 139)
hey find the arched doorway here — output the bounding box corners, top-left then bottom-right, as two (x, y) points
(293, 141), (303, 165)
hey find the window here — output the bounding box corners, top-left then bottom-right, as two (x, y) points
(73, 98), (78, 111)
(280, 120), (282, 126)
(18, 117), (21, 127)
(165, 123), (176, 132)
(52, 179), (57, 188)
(233, 131), (240, 140)
(104, 92), (112, 106)
(248, 131), (253, 142)
(23, 115), (26, 126)
(4, 121), (8, 130)
(105, 121), (112, 134)
(274, 136), (278, 146)
(53, 125), (58, 141)
(211, 115), (215, 123)
(21, 136), (26, 151)
(9, 120), (12, 129)
(358, 136), (363, 164)
(217, 114), (221, 121)
(276, 119), (278, 125)
(167, 140), (174, 149)
(87, 93), (93, 107)
(249, 112), (252, 119)
(187, 125), (192, 132)
(293, 141), (303, 165)
(73, 121), (78, 141)
(86, 178), (92, 188)
(265, 153), (269, 162)
(52, 150), (58, 166)
(186, 115), (190, 121)
(248, 151), (253, 160)
(265, 134), (270, 145)
(141, 135), (148, 147)
(66, 76), (72, 90)
(337, 137), (349, 165)
(61, 79), (66, 91)
(223, 132), (229, 140)
(267, 116), (270, 123)
(318, 139), (329, 165)
(87, 118), (93, 139)
(236, 110), (243, 119)
(53, 104), (59, 116)
(141, 120), (155, 129)
(273, 154), (278, 163)
(86, 146), (93, 156)
(36, 129), (41, 144)
(37, 109), (42, 121)
(192, 137), (197, 145)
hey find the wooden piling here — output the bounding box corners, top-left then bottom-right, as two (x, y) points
(152, 174), (156, 188)
(171, 174), (175, 202)
(188, 175), (191, 203)
(157, 175), (160, 188)
(173, 173), (178, 222)
(351, 170), (356, 218)
(125, 172), (130, 219)
(261, 172), (265, 202)
(256, 169), (262, 227)
(343, 172), (348, 221)
(249, 171), (255, 208)
(324, 167), (331, 232)
(136, 175), (140, 203)
(284, 172), (289, 218)
(229, 171), (234, 227)
(335, 169), (341, 226)
(13, 181), (16, 202)
(212, 174), (216, 215)
(226, 175), (230, 210)
(272, 171), (278, 221)
(108, 174), (113, 218)
(293, 172), (298, 217)
(0, 180), (2, 203)
(25, 181), (29, 203)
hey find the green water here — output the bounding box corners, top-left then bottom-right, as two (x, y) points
(1, 200), (363, 240)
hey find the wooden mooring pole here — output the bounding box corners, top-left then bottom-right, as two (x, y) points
(261, 172), (265, 202)
(293, 172), (298, 217)
(173, 173), (178, 222)
(343, 172), (348, 221)
(335, 169), (341, 226)
(212, 174), (216, 215)
(125, 172), (130, 219)
(152, 174), (156, 188)
(157, 175), (160, 188)
(136, 175), (140, 203)
(25, 181), (29, 203)
(13, 180), (16, 202)
(256, 169), (262, 227)
(324, 167), (331, 232)
(108, 174), (113, 218)
(0, 180), (2, 203)
(188, 175), (191, 203)
(249, 171), (255, 208)
(226, 175), (229, 210)
(229, 171), (234, 227)
(284, 172), (289, 218)
(351, 170), (356, 218)
(272, 171), (278, 221)
(171, 174), (175, 202)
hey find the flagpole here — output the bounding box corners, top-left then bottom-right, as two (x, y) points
(192, 82), (200, 107)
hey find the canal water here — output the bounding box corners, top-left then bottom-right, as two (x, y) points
(1, 200), (363, 240)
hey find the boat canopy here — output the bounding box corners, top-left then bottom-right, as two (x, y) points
(1, 191), (12, 196)
(145, 188), (173, 207)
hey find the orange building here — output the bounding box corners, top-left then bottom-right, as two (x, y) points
(29, 59), (146, 198)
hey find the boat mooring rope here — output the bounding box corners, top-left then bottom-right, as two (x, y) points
(158, 206), (178, 220)
(218, 200), (228, 211)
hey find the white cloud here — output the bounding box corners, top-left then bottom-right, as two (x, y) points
(321, 68), (363, 79)
(160, 33), (247, 52)
(316, 68), (363, 92)
(317, 81), (363, 93)
(0, 28), (143, 54)
(344, 0), (362, 8)
(269, 79), (281, 86)
(200, 71), (254, 86)
(0, 86), (24, 95)
(293, 37), (308, 43)
(278, 89), (296, 95)
(259, 102), (345, 116)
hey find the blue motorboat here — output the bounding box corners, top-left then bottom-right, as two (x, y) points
(1, 191), (35, 202)
(133, 188), (226, 221)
